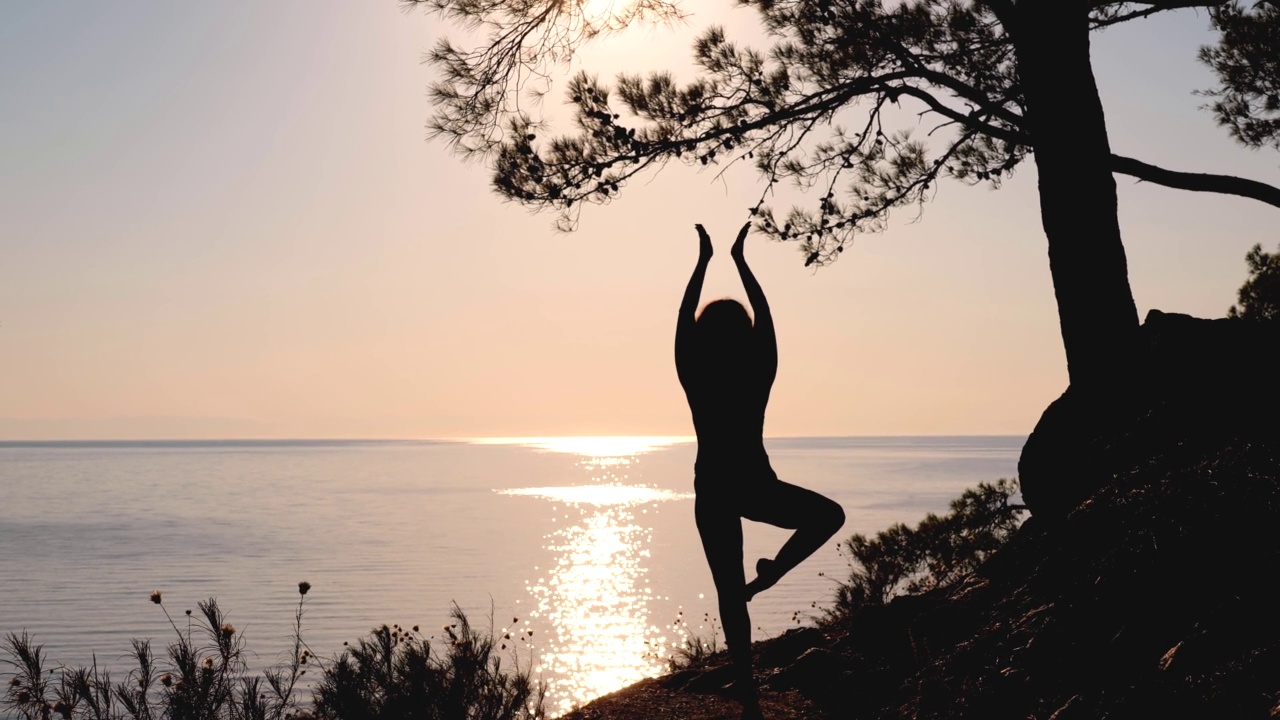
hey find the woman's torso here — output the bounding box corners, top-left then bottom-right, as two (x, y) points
(683, 350), (775, 484)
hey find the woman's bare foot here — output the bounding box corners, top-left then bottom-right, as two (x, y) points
(744, 558), (781, 601)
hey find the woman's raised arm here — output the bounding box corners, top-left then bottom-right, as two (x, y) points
(675, 224), (713, 388)
(731, 223), (777, 380)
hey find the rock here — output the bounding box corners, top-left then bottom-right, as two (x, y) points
(767, 647), (841, 697)
(680, 663), (736, 694)
(1018, 310), (1280, 519)
(835, 593), (940, 665)
(658, 668), (698, 691)
(1017, 385), (1117, 518)
(905, 437), (1280, 719)
(758, 626), (824, 668)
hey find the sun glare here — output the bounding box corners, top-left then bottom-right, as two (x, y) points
(499, 484), (691, 506)
(469, 436), (691, 459)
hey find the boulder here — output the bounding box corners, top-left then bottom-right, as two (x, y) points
(1018, 310), (1280, 519)
(758, 626), (824, 669)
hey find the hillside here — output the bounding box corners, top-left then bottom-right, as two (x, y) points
(564, 311), (1280, 720)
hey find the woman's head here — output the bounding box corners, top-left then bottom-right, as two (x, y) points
(696, 299), (753, 353)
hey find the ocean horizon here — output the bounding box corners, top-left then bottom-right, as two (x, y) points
(0, 433), (1020, 446)
(0, 435), (1024, 715)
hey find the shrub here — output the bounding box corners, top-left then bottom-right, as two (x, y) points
(830, 478), (1026, 618)
(311, 605), (544, 720)
(4, 596), (259, 720)
(2, 587), (544, 720)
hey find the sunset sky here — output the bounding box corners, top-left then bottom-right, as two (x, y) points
(2, 2), (1277, 440)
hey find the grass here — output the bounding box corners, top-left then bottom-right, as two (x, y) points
(665, 613), (722, 672)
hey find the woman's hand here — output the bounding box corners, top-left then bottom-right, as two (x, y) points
(730, 221), (751, 262)
(695, 224), (714, 260)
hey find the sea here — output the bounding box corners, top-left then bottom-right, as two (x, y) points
(0, 436), (1022, 716)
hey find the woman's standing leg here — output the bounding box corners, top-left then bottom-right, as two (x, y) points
(741, 479), (846, 601)
(694, 492), (763, 719)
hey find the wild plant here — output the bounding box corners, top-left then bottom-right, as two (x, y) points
(665, 612), (722, 672)
(829, 478), (1027, 619)
(311, 603), (545, 720)
(4, 591), (262, 720)
(3, 585), (544, 720)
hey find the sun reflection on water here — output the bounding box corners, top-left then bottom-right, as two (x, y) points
(491, 437), (693, 716)
(501, 484), (687, 506)
(470, 435), (689, 459)
(538, 505), (659, 714)
(497, 484), (693, 715)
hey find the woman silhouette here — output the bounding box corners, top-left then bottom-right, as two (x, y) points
(676, 222), (846, 719)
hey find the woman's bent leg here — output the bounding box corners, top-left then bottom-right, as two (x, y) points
(694, 493), (762, 718)
(742, 479), (845, 601)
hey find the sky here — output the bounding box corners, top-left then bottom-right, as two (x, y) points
(1, 2), (1277, 440)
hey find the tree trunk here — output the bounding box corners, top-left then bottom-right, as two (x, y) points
(1009, 0), (1140, 391)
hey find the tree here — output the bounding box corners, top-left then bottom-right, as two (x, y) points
(1228, 242), (1280, 320)
(414, 0), (1280, 391)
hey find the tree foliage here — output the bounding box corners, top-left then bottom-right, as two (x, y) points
(414, 0), (1280, 266)
(1200, 1), (1280, 152)
(1228, 242), (1280, 320)
(830, 478), (1026, 617)
(420, 0), (686, 154)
